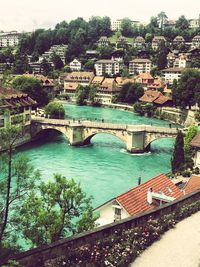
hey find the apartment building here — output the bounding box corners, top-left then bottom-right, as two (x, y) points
(111, 19), (140, 31)
(191, 35), (200, 49)
(41, 44), (68, 64)
(161, 67), (183, 84)
(189, 19), (199, 29)
(95, 59), (120, 76)
(0, 31), (20, 47)
(129, 58), (152, 75)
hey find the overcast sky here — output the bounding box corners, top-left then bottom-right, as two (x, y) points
(1, 0), (200, 31)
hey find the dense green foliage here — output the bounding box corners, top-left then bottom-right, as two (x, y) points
(18, 17), (112, 63)
(18, 174), (96, 246)
(0, 126), (96, 254)
(44, 101), (65, 119)
(171, 131), (185, 172)
(75, 85), (98, 105)
(172, 69), (200, 108)
(0, 126), (40, 257)
(184, 125), (198, 167)
(12, 76), (50, 106)
(118, 82), (144, 104)
(134, 102), (156, 116)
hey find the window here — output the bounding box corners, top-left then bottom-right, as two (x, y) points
(115, 208), (121, 216)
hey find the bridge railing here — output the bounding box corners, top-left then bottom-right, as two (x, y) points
(31, 117), (179, 134)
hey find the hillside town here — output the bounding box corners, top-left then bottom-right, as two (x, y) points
(1, 8), (200, 267)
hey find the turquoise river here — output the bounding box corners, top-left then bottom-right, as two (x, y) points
(18, 104), (176, 208)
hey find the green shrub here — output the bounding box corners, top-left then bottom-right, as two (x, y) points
(44, 101), (65, 119)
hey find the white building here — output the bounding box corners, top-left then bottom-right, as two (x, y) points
(69, 59), (82, 71)
(152, 36), (167, 50)
(189, 19), (199, 29)
(41, 44), (68, 64)
(162, 67), (183, 84)
(0, 31), (20, 47)
(129, 58), (152, 75)
(94, 78), (121, 104)
(111, 19), (140, 31)
(64, 71), (94, 86)
(191, 35), (200, 49)
(95, 59), (120, 76)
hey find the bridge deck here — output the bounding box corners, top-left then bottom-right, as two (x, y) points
(31, 117), (179, 134)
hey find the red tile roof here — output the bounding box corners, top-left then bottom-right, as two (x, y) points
(139, 90), (161, 103)
(184, 175), (200, 194)
(190, 132), (200, 148)
(139, 90), (171, 105)
(116, 173), (183, 216)
(154, 95), (171, 105)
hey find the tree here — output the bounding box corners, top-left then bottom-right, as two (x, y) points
(172, 69), (200, 108)
(118, 82), (144, 104)
(0, 126), (40, 254)
(40, 58), (52, 76)
(157, 40), (168, 70)
(51, 53), (64, 70)
(121, 18), (133, 37)
(157, 11), (168, 32)
(76, 85), (89, 105)
(18, 174), (96, 247)
(184, 125), (198, 166)
(12, 76), (50, 106)
(44, 101), (65, 119)
(12, 52), (29, 74)
(176, 16), (189, 31)
(171, 131), (185, 172)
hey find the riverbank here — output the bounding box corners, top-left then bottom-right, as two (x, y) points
(58, 100), (185, 127)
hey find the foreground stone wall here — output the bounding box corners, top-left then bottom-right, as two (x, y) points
(1, 189), (200, 267)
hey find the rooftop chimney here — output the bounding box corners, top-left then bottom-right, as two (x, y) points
(147, 187), (153, 204)
(138, 176), (141, 186)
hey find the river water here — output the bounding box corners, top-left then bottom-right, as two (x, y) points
(18, 104), (175, 207)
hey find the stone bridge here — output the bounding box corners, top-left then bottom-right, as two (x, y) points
(30, 117), (179, 153)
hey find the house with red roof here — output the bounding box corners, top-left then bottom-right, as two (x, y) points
(139, 90), (172, 106)
(183, 175), (200, 195)
(94, 173), (183, 226)
(0, 86), (36, 128)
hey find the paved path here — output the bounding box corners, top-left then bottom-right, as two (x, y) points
(130, 211), (200, 267)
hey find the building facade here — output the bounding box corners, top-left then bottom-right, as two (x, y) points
(0, 87), (36, 128)
(95, 60), (120, 76)
(152, 36), (167, 50)
(129, 58), (152, 74)
(0, 31), (20, 47)
(69, 59), (82, 71)
(162, 67), (183, 84)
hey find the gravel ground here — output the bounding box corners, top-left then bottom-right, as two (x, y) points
(130, 211), (200, 267)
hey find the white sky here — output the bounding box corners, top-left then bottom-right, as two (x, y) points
(1, 0), (200, 31)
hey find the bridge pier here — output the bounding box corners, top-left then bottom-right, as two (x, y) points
(126, 131), (147, 153)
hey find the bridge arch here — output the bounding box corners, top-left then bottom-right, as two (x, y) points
(145, 136), (175, 152)
(82, 129), (127, 147)
(32, 125), (71, 143)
